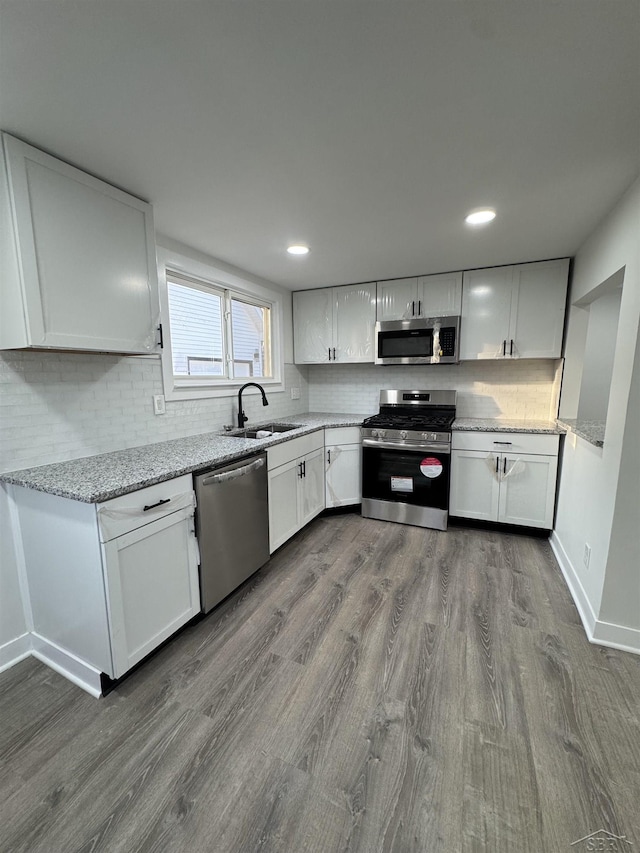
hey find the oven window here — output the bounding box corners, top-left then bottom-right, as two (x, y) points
(378, 329), (433, 359)
(362, 446), (450, 509)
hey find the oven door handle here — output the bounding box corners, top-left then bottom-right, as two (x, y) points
(362, 438), (451, 454)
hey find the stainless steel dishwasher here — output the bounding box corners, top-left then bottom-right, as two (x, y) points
(194, 452), (270, 613)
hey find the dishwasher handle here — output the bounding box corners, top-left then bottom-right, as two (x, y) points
(200, 456), (265, 487)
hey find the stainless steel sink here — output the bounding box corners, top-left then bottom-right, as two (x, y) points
(229, 423), (301, 439)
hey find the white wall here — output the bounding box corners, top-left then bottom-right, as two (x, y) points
(308, 358), (561, 421)
(576, 288), (622, 422)
(552, 176), (640, 651)
(0, 486), (29, 666)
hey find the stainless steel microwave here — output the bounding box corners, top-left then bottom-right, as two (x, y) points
(375, 316), (461, 365)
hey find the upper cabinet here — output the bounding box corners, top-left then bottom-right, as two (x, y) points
(376, 272), (462, 321)
(460, 259), (569, 360)
(0, 133), (160, 354)
(293, 282), (376, 364)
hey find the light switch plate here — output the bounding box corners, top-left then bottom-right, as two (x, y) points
(153, 394), (166, 415)
(290, 387), (301, 400)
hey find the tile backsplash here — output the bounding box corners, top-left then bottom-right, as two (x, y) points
(1, 350), (561, 473)
(308, 359), (561, 420)
(0, 351), (309, 471)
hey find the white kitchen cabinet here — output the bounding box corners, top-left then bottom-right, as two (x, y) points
(376, 272), (462, 321)
(325, 427), (362, 508)
(267, 431), (325, 551)
(293, 283), (376, 364)
(291, 288), (334, 363)
(450, 431), (560, 529)
(0, 133), (160, 353)
(10, 474), (199, 695)
(460, 259), (569, 360)
(99, 487), (200, 679)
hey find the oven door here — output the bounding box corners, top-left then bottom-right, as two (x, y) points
(361, 439), (451, 530)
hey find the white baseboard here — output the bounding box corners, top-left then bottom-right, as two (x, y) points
(31, 633), (104, 698)
(592, 620), (640, 656)
(0, 632), (32, 673)
(550, 532), (640, 656)
(549, 531), (598, 635)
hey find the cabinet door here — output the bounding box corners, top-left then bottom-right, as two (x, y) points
(450, 449), (500, 521)
(460, 267), (514, 360)
(510, 260), (569, 359)
(376, 278), (418, 321)
(293, 289), (333, 363)
(2, 134), (159, 353)
(498, 453), (558, 529)
(334, 283), (376, 362)
(326, 443), (362, 508)
(417, 272), (463, 317)
(299, 448), (325, 526)
(268, 458), (301, 552)
(102, 508), (200, 678)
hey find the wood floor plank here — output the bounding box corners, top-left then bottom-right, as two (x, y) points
(1, 513), (639, 853)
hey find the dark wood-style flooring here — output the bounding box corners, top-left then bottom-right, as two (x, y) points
(1, 514), (639, 852)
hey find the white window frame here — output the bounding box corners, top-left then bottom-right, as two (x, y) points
(157, 246), (284, 401)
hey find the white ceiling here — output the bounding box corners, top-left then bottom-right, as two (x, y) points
(1, 1), (639, 290)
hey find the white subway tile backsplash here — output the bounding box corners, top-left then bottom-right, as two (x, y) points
(307, 360), (559, 420)
(1, 350), (560, 474)
(0, 351), (309, 472)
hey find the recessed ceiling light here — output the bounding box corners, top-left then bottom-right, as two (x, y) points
(287, 244), (310, 255)
(465, 209), (496, 225)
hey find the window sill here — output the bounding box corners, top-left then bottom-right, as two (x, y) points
(164, 378), (285, 402)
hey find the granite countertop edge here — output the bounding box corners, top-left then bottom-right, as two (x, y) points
(555, 418), (605, 448)
(0, 413), (367, 503)
(452, 418), (565, 435)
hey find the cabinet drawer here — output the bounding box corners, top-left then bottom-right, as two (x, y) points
(325, 427), (361, 446)
(452, 431), (559, 456)
(97, 474), (194, 541)
(267, 430), (324, 470)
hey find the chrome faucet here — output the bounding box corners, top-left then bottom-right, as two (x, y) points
(237, 382), (269, 428)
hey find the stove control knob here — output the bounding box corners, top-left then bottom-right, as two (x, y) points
(371, 429), (378, 437)
(378, 429), (387, 438)
(400, 430), (408, 440)
(421, 432), (432, 441)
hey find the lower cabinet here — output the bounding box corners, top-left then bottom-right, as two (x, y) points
(325, 427), (362, 508)
(450, 431), (559, 529)
(98, 481), (200, 678)
(12, 474), (200, 694)
(267, 430), (325, 551)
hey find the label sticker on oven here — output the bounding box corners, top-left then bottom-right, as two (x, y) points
(390, 476), (414, 493)
(420, 457), (443, 479)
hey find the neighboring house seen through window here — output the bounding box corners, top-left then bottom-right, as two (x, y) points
(166, 273), (273, 382)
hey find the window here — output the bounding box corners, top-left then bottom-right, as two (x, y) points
(157, 246), (283, 401)
(166, 273), (273, 382)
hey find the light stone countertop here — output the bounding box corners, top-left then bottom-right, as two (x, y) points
(452, 418), (565, 435)
(555, 418), (605, 448)
(0, 413), (367, 503)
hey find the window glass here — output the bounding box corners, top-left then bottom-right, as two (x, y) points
(167, 281), (224, 376)
(231, 299), (272, 379)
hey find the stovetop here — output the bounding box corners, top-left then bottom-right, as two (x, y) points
(362, 411), (456, 430)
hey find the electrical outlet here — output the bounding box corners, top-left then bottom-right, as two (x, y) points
(153, 394), (166, 415)
(290, 386), (301, 400)
(583, 543), (591, 569)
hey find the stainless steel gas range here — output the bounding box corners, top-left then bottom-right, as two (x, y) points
(361, 389), (457, 531)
